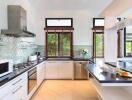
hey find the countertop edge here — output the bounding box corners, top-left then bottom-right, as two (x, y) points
(0, 61), (44, 87)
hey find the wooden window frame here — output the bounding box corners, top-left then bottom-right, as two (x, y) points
(124, 27), (132, 57)
(92, 18), (104, 58)
(45, 18), (74, 58)
(93, 32), (104, 58)
(45, 32), (73, 59)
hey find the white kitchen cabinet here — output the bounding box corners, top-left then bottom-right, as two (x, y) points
(0, 72), (28, 100)
(11, 80), (28, 100)
(37, 62), (45, 86)
(0, 93), (13, 100)
(59, 61), (74, 79)
(45, 61), (74, 79)
(45, 61), (59, 79)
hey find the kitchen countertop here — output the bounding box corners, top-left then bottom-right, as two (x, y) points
(86, 62), (132, 83)
(45, 57), (94, 62)
(0, 60), (44, 87)
(73, 58), (94, 62)
(0, 57), (93, 87)
(105, 61), (132, 73)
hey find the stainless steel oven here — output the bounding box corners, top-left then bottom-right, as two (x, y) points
(28, 67), (37, 94)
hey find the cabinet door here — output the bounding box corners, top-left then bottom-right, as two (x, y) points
(81, 63), (88, 79)
(12, 80), (28, 100)
(0, 72), (28, 100)
(74, 62), (82, 79)
(74, 61), (88, 79)
(1, 93), (13, 100)
(59, 61), (74, 79)
(37, 62), (45, 86)
(45, 61), (59, 79)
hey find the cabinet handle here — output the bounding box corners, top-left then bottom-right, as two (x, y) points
(48, 62), (55, 63)
(12, 79), (22, 86)
(12, 86), (22, 94)
(62, 62), (70, 63)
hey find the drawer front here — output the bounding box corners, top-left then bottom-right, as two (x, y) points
(10, 72), (27, 88)
(11, 80), (28, 100)
(0, 72), (27, 99)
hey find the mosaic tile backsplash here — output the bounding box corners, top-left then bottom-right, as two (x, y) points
(73, 45), (92, 59)
(0, 35), (38, 64)
(0, 35), (92, 64)
(34, 45), (92, 59)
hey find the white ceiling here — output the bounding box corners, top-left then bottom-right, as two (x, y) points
(29, 0), (113, 16)
(101, 0), (132, 17)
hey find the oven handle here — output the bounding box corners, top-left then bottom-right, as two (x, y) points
(28, 71), (37, 77)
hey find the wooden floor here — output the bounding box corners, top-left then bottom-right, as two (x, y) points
(31, 80), (99, 100)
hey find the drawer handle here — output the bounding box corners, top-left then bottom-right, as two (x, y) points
(62, 62), (70, 63)
(48, 62), (55, 63)
(12, 79), (22, 85)
(12, 86), (22, 94)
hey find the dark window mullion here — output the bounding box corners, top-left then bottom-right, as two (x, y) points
(131, 41), (132, 53)
(58, 33), (60, 57)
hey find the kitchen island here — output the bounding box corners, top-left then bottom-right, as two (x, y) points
(85, 60), (132, 100)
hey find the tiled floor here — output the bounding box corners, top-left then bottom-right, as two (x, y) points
(31, 80), (99, 100)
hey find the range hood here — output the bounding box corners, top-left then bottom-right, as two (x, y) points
(1, 5), (36, 37)
(1, 29), (36, 37)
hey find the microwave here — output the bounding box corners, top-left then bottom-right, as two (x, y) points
(0, 59), (13, 77)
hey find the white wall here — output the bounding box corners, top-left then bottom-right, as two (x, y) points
(0, 0), (94, 46)
(104, 17), (118, 62)
(28, 0), (113, 45)
(33, 10), (93, 45)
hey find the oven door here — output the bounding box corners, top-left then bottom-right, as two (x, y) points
(28, 67), (37, 94)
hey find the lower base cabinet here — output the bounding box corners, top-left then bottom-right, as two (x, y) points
(45, 61), (58, 79)
(45, 61), (74, 79)
(11, 80), (28, 100)
(59, 61), (74, 79)
(0, 62), (46, 100)
(0, 72), (28, 100)
(37, 62), (45, 86)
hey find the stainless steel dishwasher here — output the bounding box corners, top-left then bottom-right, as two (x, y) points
(74, 61), (89, 80)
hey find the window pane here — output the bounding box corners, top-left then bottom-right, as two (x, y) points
(47, 33), (58, 56)
(59, 34), (71, 56)
(47, 33), (72, 57)
(125, 26), (132, 56)
(126, 42), (132, 56)
(94, 19), (104, 26)
(95, 34), (103, 57)
(46, 19), (72, 27)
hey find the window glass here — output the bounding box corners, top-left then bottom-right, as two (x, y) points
(47, 33), (72, 57)
(47, 33), (58, 56)
(59, 34), (71, 56)
(95, 33), (104, 57)
(125, 26), (132, 56)
(94, 19), (104, 26)
(46, 19), (72, 27)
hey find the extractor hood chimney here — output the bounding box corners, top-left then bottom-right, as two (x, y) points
(1, 5), (36, 37)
